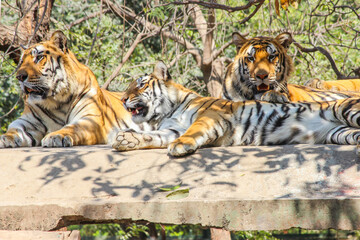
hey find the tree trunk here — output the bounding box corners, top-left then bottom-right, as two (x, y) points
(0, 0), (54, 63)
(202, 59), (224, 97)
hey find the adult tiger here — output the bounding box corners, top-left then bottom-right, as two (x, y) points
(112, 61), (360, 157)
(0, 30), (148, 148)
(222, 32), (360, 102)
(304, 78), (360, 92)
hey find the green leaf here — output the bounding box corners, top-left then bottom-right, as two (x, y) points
(159, 182), (182, 192)
(166, 188), (189, 200)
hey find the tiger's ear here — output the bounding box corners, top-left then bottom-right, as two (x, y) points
(50, 30), (68, 53)
(153, 61), (171, 81)
(276, 32), (293, 50)
(232, 32), (247, 51)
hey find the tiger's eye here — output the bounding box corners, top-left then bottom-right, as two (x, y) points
(35, 55), (43, 63)
(269, 54), (276, 61)
(246, 56), (255, 62)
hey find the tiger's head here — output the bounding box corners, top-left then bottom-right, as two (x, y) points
(223, 32), (294, 100)
(16, 31), (80, 108)
(121, 61), (176, 125)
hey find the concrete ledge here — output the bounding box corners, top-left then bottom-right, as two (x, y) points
(0, 144), (360, 231)
(0, 230), (80, 240)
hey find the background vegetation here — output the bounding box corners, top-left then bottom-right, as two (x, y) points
(1, 0), (359, 239)
(1, 0), (359, 132)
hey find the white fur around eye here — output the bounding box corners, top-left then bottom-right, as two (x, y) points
(266, 44), (277, 54)
(136, 76), (149, 88)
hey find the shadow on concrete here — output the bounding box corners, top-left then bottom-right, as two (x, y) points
(14, 144), (360, 230)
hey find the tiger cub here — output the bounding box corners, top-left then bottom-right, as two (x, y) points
(0, 30), (148, 148)
(222, 32), (360, 102)
(112, 61), (360, 157)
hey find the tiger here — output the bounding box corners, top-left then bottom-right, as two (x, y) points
(222, 32), (360, 102)
(304, 78), (360, 92)
(112, 61), (360, 157)
(0, 30), (149, 148)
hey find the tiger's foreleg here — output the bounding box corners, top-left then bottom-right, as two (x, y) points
(41, 118), (105, 147)
(260, 89), (290, 103)
(112, 129), (181, 152)
(0, 117), (46, 148)
(168, 115), (230, 157)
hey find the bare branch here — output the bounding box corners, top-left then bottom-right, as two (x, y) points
(203, 6), (215, 66)
(238, 0), (265, 24)
(66, 9), (111, 29)
(187, 5), (207, 43)
(212, 40), (232, 60)
(102, 33), (145, 89)
(103, 0), (202, 65)
(293, 42), (358, 80)
(86, 0), (103, 65)
(157, 0), (264, 13)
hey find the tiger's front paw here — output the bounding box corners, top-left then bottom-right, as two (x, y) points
(261, 90), (289, 103)
(41, 133), (74, 147)
(168, 138), (197, 157)
(112, 131), (143, 151)
(0, 134), (22, 148)
(304, 78), (324, 89)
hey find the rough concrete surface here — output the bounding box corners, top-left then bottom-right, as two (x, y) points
(0, 144), (359, 231)
(0, 230), (80, 240)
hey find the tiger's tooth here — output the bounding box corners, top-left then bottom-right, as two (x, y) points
(136, 109), (139, 114)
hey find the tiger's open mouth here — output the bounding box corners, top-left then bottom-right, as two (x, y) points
(257, 83), (270, 91)
(24, 86), (47, 98)
(126, 104), (148, 117)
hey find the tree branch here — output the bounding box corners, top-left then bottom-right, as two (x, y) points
(293, 42), (358, 80)
(212, 40), (232, 60)
(102, 32), (145, 89)
(66, 9), (111, 29)
(157, 0), (264, 13)
(187, 5), (207, 43)
(202, 5), (215, 67)
(0, 0), (54, 63)
(238, 0), (265, 24)
(103, 0), (203, 65)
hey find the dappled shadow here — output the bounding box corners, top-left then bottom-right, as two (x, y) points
(5, 143), (360, 230)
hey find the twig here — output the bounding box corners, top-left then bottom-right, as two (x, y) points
(0, 96), (21, 119)
(66, 9), (110, 29)
(86, 0), (103, 65)
(293, 41), (358, 79)
(156, 0), (263, 13)
(238, 0), (265, 24)
(102, 32), (145, 89)
(26, 0), (49, 45)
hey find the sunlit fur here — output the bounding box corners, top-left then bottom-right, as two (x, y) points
(0, 31), (148, 148)
(113, 62), (360, 157)
(305, 78), (360, 92)
(222, 32), (360, 103)
(222, 32), (294, 103)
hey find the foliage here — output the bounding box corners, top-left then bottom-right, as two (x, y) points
(69, 223), (149, 239)
(0, 56), (22, 134)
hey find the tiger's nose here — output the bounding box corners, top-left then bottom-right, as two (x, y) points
(16, 70), (28, 82)
(256, 73), (268, 80)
